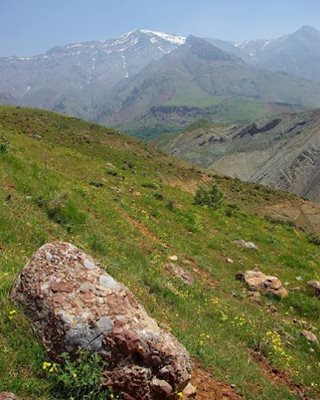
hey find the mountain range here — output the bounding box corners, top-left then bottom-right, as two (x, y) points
(207, 25), (320, 82)
(156, 109), (320, 202)
(1, 26), (320, 135)
(95, 34), (320, 136)
(0, 30), (185, 119)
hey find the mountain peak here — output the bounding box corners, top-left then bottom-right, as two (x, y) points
(186, 35), (243, 63)
(295, 25), (320, 36)
(137, 29), (186, 45)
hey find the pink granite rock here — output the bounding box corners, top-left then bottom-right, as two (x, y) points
(12, 242), (192, 400)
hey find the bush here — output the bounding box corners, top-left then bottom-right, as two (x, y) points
(37, 192), (86, 232)
(194, 184), (224, 209)
(46, 349), (118, 400)
(0, 136), (9, 154)
(166, 199), (176, 211)
(141, 182), (157, 189)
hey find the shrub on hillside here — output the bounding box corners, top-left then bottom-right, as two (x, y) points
(0, 136), (9, 154)
(194, 184), (224, 209)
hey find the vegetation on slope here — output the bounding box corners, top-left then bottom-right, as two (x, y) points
(0, 106), (319, 400)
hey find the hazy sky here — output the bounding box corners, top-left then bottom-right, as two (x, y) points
(0, 0), (319, 56)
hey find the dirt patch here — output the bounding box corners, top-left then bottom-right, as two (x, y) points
(166, 173), (213, 194)
(190, 365), (242, 400)
(184, 257), (218, 288)
(119, 209), (160, 243)
(249, 350), (310, 399)
(164, 262), (193, 285)
(261, 199), (320, 234)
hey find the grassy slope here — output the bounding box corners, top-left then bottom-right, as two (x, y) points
(0, 106), (319, 400)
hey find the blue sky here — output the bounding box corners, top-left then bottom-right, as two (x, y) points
(0, 0), (319, 56)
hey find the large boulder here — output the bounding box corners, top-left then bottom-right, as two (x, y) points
(236, 270), (288, 298)
(12, 242), (192, 400)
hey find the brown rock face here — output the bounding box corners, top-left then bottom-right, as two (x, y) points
(11, 242), (192, 400)
(236, 270), (288, 298)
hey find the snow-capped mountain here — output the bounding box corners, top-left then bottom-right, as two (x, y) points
(0, 30), (185, 117)
(206, 26), (320, 82)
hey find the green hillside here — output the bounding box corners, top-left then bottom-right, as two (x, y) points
(0, 106), (319, 400)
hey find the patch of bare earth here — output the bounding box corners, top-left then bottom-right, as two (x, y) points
(190, 365), (242, 400)
(261, 199), (320, 234)
(249, 350), (310, 400)
(184, 257), (218, 288)
(166, 173), (213, 194)
(119, 209), (161, 243)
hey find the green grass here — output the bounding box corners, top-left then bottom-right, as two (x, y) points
(0, 106), (319, 399)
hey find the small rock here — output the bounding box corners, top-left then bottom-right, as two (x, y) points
(307, 280), (320, 298)
(268, 305), (278, 314)
(234, 240), (258, 250)
(168, 255), (178, 262)
(182, 382), (197, 399)
(99, 274), (120, 290)
(248, 291), (261, 303)
(164, 263), (193, 285)
(151, 378), (173, 397)
(226, 258), (234, 264)
(236, 270), (288, 298)
(301, 330), (318, 343)
(0, 393), (20, 400)
(84, 259), (95, 270)
(45, 251), (53, 262)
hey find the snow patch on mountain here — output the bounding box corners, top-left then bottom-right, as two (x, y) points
(139, 30), (186, 45)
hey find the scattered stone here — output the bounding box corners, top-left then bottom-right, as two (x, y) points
(248, 291), (261, 303)
(12, 242), (192, 400)
(164, 263), (193, 285)
(168, 255), (178, 262)
(181, 382), (197, 399)
(268, 305), (278, 314)
(0, 393), (20, 400)
(226, 258), (234, 264)
(106, 162), (116, 170)
(307, 280), (320, 298)
(235, 270), (288, 298)
(301, 330), (318, 343)
(31, 134), (42, 140)
(233, 240), (258, 250)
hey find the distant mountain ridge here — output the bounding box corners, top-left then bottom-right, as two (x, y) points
(94, 35), (320, 133)
(206, 25), (320, 82)
(156, 109), (320, 202)
(1, 26), (320, 135)
(0, 30), (186, 118)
